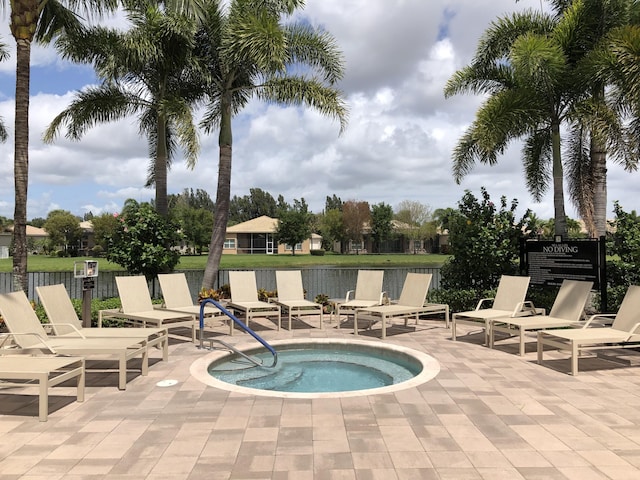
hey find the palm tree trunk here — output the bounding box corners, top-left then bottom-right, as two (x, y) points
(551, 119), (568, 239)
(155, 112), (169, 217)
(202, 98), (233, 289)
(589, 135), (607, 237)
(590, 86), (608, 238)
(12, 37), (31, 293)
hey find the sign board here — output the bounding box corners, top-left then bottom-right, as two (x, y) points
(522, 239), (601, 289)
(74, 260), (99, 278)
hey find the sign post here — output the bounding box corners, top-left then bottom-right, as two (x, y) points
(74, 260), (99, 328)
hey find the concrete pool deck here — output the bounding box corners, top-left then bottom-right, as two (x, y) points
(1, 316), (640, 479)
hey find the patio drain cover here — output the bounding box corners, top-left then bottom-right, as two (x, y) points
(156, 379), (178, 387)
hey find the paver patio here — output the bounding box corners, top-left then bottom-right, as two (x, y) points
(1, 316), (640, 479)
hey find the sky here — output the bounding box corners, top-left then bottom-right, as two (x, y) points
(0, 0), (638, 222)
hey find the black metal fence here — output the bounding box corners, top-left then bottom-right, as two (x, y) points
(0, 267), (442, 303)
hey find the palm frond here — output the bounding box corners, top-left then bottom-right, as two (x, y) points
(43, 84), (146, 142)
(522, 129), (552, 201)
(36, 2), (84, 43)
(257, 76), (348, 133)
(164, 98), (201, 168)
(285, 23), (345, 84)
(0, 117), (8, 142)
(510, 32), (568, 94)
(474, 10), (557, 68)
(451, 128), (491, 183)
(225, 6), (287, 74)
(444, 63), (515, 98)
(564, 124), (595, 232)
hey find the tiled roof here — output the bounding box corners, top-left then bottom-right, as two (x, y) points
(226, 215), (278, 233)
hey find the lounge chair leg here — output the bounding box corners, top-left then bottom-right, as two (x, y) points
(571, 341), (579, 375)
(451, 319), (457, 340)
(519, 329), (526, 356)
(353, 313), (359, 335)
(142, 345), (149, 376)
(39, 375), (49, 422)
(483, 319), (490, 346)
(381, 317), (386, 339)
(162, 336), (169, 362)
(78, 362), (85, 403)
(119, 355), (127, 390)
(537, 332), (544, 364)
(489, 322), (495, 349)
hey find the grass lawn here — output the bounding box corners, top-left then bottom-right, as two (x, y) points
(0, 252), (449, 272)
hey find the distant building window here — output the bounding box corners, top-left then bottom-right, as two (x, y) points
(224, 238), (236, 249)
(285, 243), (303, 251)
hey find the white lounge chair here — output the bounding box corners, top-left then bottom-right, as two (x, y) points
(538, 285), (640, 375)
(489, 279), (593, 356)
(451, 275), (534, 345)
(157, 273), (231, 334)
(99, 276), (197, 342)
(0, 351), (85, 421)
(227, 271), (281, 330)
(272, 270), (323, 330)
(0, 291), (148, 390)
(353, 273), (448, 338)
(336, 270), (385, 328)
(36, 283), (169, 361)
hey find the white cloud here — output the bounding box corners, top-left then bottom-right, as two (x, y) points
(0, 0), (637, 221)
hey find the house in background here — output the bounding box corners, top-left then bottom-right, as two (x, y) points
(0, 225), (49, 257)
(224, 215), (319, 255)
(79, 221), (95, 256)
(338, 220), (444, 254)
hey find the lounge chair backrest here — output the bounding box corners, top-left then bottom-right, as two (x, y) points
(275, 271), (305, 302)
(612, 285), (640, 332)
(396, 273), (432, 307)
(115, 276), (155, 313)
(36, 284), (83, 333)
(158, 273), (193, 308)
(354, 270), (384, 302)
(492, 275), (531, 311)
(548, 280), (593, 321)
(229, 271), (259, 302)
(0, 291), (50, 348)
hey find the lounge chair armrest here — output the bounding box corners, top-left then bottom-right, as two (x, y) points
(0, 334), (15, 348)
(512, 301), (540, 316)
(627, 322), (640, 335)
(345, 290), (354, 302)
(583, 313), (616, 328)
(0, 332), (57, 354)
(475, 298), (494, 310)
(49, 323), (86, 338)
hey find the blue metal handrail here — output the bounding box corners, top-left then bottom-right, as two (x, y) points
(199, 298), (278, 367)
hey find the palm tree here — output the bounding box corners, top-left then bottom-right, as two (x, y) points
(43, 3), (203, 218)
(7, 0), (205, 293)
(564, 0), (640, 237)
(7, 0), (121, 293)
(196, 0), (348, 289)
(445, 6), (583, 238)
